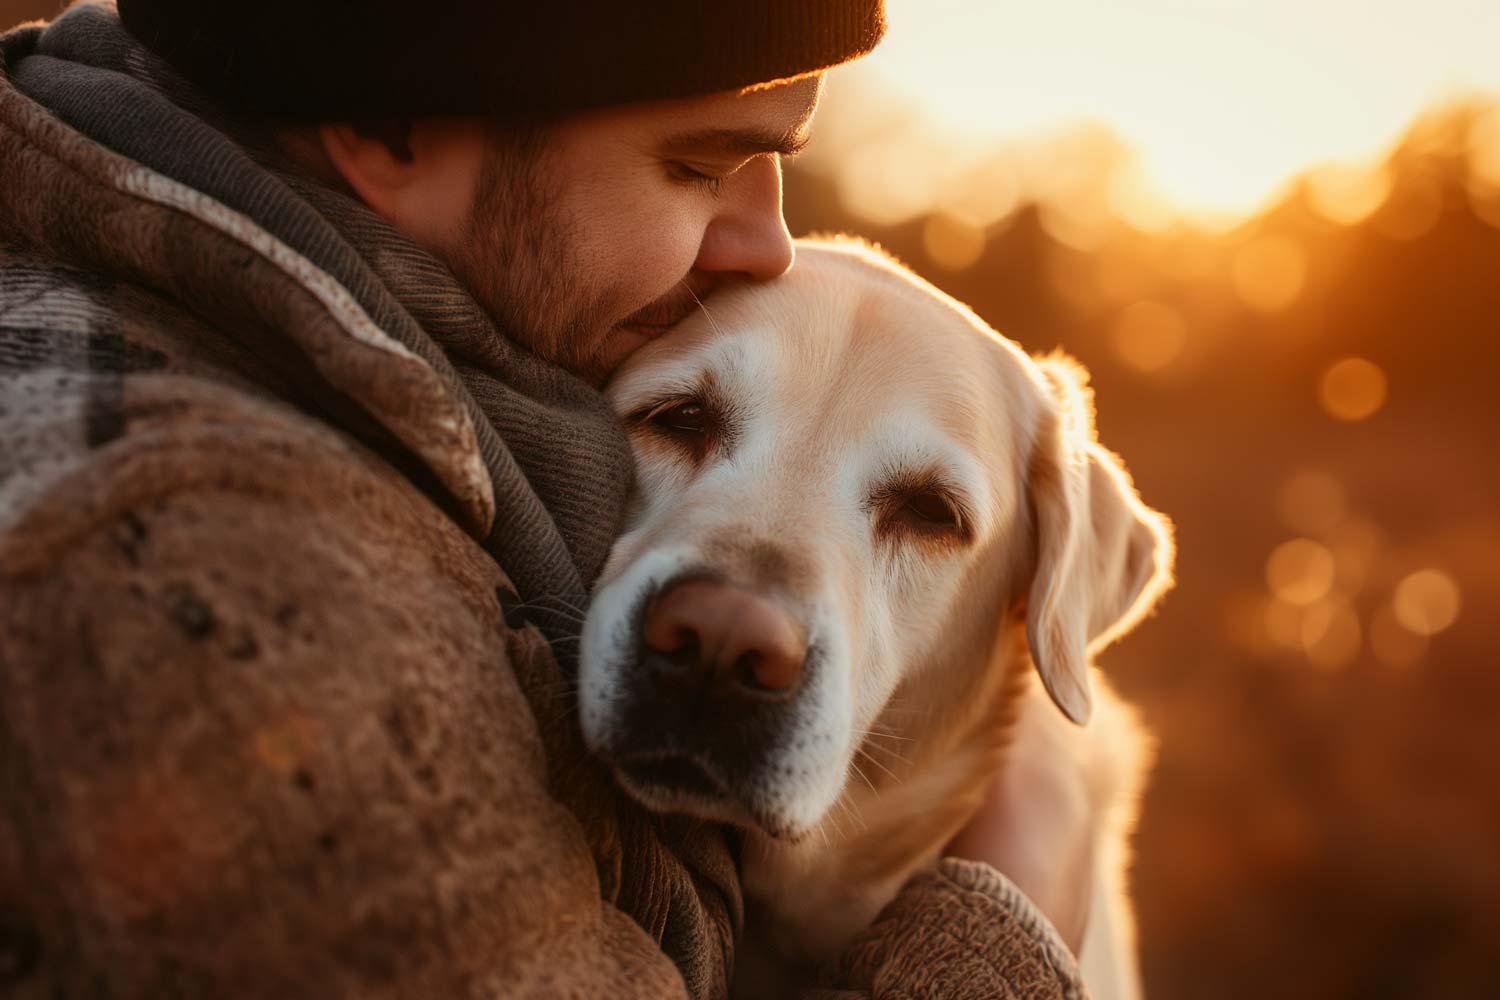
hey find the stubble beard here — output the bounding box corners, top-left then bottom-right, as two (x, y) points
(452, 131), (618, 384)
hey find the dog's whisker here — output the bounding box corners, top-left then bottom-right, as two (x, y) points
(848, 758), (878, 795)
(680, 280), (725, 339)
(858, 735), (908, 758)
(511, 601), (586, 618)
(859, 740), (912, 768)
(823, 802), (849, 844)
(834, 792), (868, 834)
(853, 727), (914, 743)
(508, 593), (591, 618)
(856, 746), (902, 784)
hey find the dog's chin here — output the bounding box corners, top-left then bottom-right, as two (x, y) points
(610, 752), (811, 841)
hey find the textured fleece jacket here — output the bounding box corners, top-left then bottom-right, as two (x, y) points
(0, 5), (1088, 999)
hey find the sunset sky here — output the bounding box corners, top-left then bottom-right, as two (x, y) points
(847, 0), (1500, 221)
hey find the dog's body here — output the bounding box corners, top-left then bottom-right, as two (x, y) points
(736, 671), (1152, 999)
(579, 239), (1172, 998)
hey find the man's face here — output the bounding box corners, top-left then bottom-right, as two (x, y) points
(445, 76), (823, 385)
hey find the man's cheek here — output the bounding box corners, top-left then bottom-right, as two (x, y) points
(624, 200), (711, 282)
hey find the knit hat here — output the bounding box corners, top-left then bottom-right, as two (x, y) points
(117, 1), (887, 121)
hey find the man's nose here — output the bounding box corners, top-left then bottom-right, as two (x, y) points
(693, 156), (795, 282)
(641, 578), (806, 695)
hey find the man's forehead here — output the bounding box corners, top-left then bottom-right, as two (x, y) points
(655, 75), (823, 153)
(734, 75), (824, 132)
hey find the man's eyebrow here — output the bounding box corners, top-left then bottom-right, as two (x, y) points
(662, 126), (811, 159)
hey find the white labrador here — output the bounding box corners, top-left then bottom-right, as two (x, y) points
(579, 238), (1173, 998)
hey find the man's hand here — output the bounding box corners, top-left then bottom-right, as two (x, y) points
(945, 748), (1096, 954)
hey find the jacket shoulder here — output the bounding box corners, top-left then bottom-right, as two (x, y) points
(1, 246), (394, 556)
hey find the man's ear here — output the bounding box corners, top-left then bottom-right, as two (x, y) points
(317, 120), (481, 252)
(1023, 355), (1174, 725)
(319, 121), (416, 214)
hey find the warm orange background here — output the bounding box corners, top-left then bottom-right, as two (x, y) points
(4, 2), (1495, 997)
(785, 17), (1499, 1000)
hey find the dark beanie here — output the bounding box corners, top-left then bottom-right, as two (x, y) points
(116, 1), (886, 121)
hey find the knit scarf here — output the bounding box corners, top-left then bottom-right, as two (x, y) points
(1, 2), (634, 630)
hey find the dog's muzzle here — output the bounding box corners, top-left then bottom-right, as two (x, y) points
(593, 574), (819, 834)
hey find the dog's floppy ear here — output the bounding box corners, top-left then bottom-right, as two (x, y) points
(1023, 356), (1173, 725)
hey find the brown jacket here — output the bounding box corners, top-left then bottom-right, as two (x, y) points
(0, 6), (1087, 998)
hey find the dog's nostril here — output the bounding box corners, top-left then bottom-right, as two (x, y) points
(734, 647), (801, 693)
(732, 650), (762, 689)
(642, 578), (806, 693)
(661, 627), (701, 671)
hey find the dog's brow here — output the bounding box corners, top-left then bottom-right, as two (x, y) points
(663, 126), (810, 160)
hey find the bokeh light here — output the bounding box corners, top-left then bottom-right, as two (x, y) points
(1469, 106), (1500, 190)
(1266, 539), (1337, 606)
(1308, 163), (1394, 226)
(1318, 358), (1388, 421)
(769, 5), (1500, 996)
(1231, 235), (1307, 312)
(944, 163), (1022, 228)
(837, 140), (943, 226)
(1, 0), (1496, 997)
(865, 0), (1500, 222)
(1392, 569), (1462, 636)
(922, 213), (987, 271)
(1372, 172), (1446, 240)
(1467, 105), (1500, 228)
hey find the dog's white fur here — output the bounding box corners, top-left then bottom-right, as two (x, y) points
(579, 238), (1173, 998)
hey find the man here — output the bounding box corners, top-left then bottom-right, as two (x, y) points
(0, 2), (1092, 996)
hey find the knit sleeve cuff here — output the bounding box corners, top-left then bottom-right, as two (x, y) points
(819, 858), (1089, 1000)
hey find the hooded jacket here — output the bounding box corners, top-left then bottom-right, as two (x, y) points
(0, 5), (1088, 998)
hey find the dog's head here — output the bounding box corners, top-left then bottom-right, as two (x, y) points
(579, 238), (1173, 840)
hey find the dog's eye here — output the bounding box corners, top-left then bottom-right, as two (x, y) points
(902, 491), (960, 527)
(649, 399), (711, 435)
(872, 481), (970, 545)
(897, 490), (963, 531)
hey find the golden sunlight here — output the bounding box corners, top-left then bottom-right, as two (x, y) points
(842, 0), (1500, 223)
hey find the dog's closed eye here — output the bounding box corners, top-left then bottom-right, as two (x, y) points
(870, 473), (972, 545)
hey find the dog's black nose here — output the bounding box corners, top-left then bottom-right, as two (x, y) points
(642, 579), (805, 695)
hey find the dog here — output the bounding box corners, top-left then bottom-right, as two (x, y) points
(579, 237), (1173, 998)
